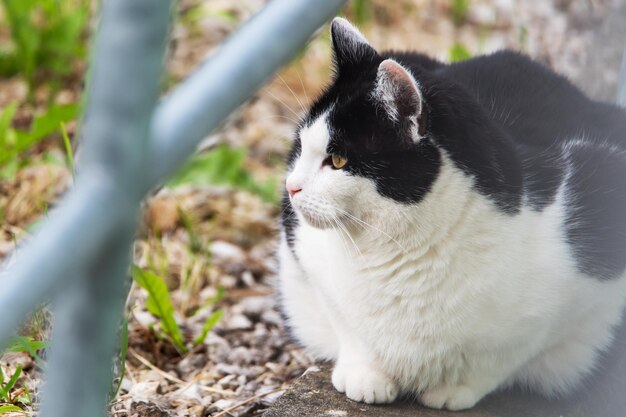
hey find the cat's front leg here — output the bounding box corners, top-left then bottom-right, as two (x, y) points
(420, 384), (484, 411)
(331, 343), (399, 404)
(420, 370), (504, 410)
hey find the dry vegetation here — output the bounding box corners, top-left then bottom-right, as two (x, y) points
(0, 0), (621, 416)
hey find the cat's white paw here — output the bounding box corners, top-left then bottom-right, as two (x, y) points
(420, 385), (480, 411)
(331, 363), (399, 404)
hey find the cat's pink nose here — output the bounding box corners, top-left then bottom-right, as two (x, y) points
(287, 183), (302, 198)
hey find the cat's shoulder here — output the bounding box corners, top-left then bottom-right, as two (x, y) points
(562, 138), (626, 279)
(447, 49), (579, 97)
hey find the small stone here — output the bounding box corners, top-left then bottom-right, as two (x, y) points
(261, 309), (283, 327)
(240, 296), (274, 317)
(241, 270), (256, 286)
(228, 346), (253, 365)
(130, 401), (170, 417)
(176, 354), (205, 375)
(211, 398), (234, 412)
(146, 194), (180, 232)
(172, 383), (203, 402)
(216, 374), (236, 386)
(128, 381), (160, 402)
(214, 363), (240, 377)
(225, 314), (253, 330)
(211, 240), (246, 264)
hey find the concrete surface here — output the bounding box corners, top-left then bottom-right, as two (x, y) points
(265, 318), (626, 416)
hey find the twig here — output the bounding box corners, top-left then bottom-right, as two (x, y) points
(128, 349), (231, 395)
(212, 387), (285, 417)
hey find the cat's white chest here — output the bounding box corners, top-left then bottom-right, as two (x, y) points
(294, 221), (452, 339)
(292, 220), (467, 385)
(294, 225), (362, 299)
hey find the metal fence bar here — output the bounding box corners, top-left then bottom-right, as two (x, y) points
(0, 0), (345, 348)
(40, 236), (135, 417)
(39, 0), (173, 415)
(0, 179), (124, 344)
(618, 45), (626, 107)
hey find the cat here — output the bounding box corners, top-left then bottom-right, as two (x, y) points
(277, 17), (626, 410)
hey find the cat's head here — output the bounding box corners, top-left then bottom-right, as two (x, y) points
(285, 18), (442, 229)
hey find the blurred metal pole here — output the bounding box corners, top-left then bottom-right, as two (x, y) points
(618, 45), (626, 107)
(0, 0), (345, 347)
(38, 0), (172, 416)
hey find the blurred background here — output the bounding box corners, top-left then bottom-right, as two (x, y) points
(0, 1), (624, 416)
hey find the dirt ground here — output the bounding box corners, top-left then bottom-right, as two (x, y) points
(0, 1), (623, 416)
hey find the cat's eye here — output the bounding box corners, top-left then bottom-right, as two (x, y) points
(331, 154), (348, 169)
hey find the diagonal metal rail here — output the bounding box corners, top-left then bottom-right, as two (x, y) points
(619, 45), (626, 107)
(0, 0), (345, 416)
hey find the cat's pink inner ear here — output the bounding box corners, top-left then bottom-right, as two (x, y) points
(375, 59), (423, 121)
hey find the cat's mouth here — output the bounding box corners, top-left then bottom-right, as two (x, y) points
(298, 207), (334, 229)
(292, 198), (342, 230)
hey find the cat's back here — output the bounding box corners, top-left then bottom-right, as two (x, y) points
(399, 50), (626, 151)
(394, 49), (626, 281)
(454, 51), (626, 279)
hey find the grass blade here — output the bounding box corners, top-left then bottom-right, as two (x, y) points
(131, 266), (187, 353)
(59, 122), (74, 178)
(0, 404), (25, 414)
(108, 316), (128, 401)
(4, 365), (22, 394)
(193, 309), (222, 346)
(3, 337), (46, 366)
(0, 366), (7, 402)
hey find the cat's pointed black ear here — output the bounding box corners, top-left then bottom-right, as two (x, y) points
(374, 59), (425, 142)
(330, 17), (377, 69)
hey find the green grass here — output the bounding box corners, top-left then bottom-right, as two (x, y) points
(168, 145), (278, 204)
(0, 0), (90, 102)
(0, 102), (79, 179)
(450, 0), (470, 26)
(59, 122), (75, 178)
(108, 316), (129, 402)
(131, 265), (187, 353)
(0, 404), (27, 415)
(449, 42), (472, 63)
(0, 336), (44, 415)
(180, 3), (237, 35)
(352, 0), (372, 25)
(131, 265), (223, 355)
(2, 337), (47, 366)
(0, 0), (87, 181)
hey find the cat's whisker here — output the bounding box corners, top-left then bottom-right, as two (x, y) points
(263, 88), (303, 122)
(334, 207), (409, 255)
(333, 216), (372, 274)
(294, 68), (310, 107)
(276, 73), (306, 114)
(256, 114), (301, 125)
(330, 217), (356, 266)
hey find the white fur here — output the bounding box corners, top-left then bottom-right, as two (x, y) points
(278, 117), (626, 410)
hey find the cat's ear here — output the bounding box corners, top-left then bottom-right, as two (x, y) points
(330, 17), (377, 69)
(373, 59), (425, 141)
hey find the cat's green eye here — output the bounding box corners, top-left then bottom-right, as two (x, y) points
(331, 154), (348, 169)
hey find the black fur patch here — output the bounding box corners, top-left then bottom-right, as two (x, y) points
(565, 143), (626, 279)
(327, 98), (442, 204)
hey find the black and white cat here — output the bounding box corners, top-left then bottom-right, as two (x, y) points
(278, 17), (626, 410)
